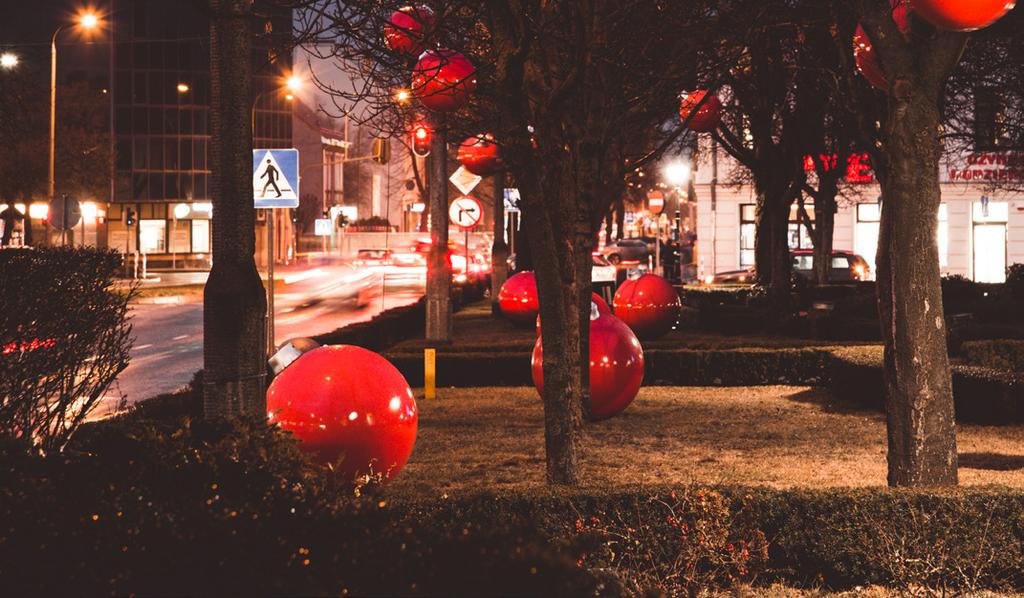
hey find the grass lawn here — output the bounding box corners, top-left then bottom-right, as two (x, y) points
(389, 385), (1024, 496)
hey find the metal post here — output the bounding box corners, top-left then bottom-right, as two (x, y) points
(49, 28), (61, 204)
(267, 209), (276, 355)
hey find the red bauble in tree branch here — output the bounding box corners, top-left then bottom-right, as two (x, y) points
(911, 0), (1016, 31)
(457, 134), (503, 176)
(532, 307), (644, 421)
(853, 2), (909, 90)
(679, 90), (722, 132)
(266, 345), (418, 481)
(411, 48), (477, 112)
(383, 5), (435, 56)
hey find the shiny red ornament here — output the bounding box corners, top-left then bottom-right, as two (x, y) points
(613, 274), (681, 339)
(679, 90), (722, 132)
(911, 0), (1015, 31)
(536, 293), (612, 335)
(383, 5), (435, 55)
(532, 311), (644, 421)
(498, 271), (539, 326)
(266, 345), (418, 481)
(411, 49), (477, 113)
(457, 134), (503, 176)
(853, 3), (909, 90)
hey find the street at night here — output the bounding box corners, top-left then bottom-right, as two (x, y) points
(4, 0), (1024, 595)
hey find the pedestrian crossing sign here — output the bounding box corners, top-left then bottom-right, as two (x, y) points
(253, 148), (300, 208)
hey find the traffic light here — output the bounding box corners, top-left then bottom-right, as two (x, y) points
(337, 212), (349, 229)
(372, 137), (391, 165)
(125, 208), (136, 226)
(411, 124), (431, 157)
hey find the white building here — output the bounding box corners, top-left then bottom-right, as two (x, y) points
(694, 145), (1024, 283)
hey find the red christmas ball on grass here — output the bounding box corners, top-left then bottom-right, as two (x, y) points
(613, 274), (681, 339)
(383, 5), (435, 55)
(911, 0), (1015, 31)
(412, 49), (477, 113)
(853, 3), (909, 90)
(679, 90), (722, 132)
(267, 345), (418, 481)
(536, 292), (612, 335)
(532, 309), (644, 421)
(457, 134), (503, 176)
(498, 271), (539, 326)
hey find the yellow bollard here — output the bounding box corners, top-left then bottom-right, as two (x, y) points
(424, 348), (436, 400)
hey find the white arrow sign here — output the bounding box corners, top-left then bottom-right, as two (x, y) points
(449, 196), (483, 229)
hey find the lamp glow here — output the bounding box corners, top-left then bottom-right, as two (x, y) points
(664, 161), (691, 186)
(79, 13), (99, 29)
(0, 52), (18, 69)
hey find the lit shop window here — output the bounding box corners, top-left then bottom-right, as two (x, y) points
(139, 219), (166, 253)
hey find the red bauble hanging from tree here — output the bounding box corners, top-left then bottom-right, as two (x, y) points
(457, 134), (503, 176)
(498, 271), (539, 326)
(679, 90), (722, 132)
(532, 307), (644, 421)
(911, 0), (1016, 31)
(854, 2), (910, 90)
(266, 345), (418, 481)
(612, 274), (681, 339)
(411, 48), (477, 113)
(383, 5), (435, 56)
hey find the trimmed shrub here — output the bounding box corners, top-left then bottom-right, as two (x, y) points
(315, 297), (425, 350)
(0, 247), (134, 453)
(829, 346), (1024, 423)
(962, 339), (1024, 372)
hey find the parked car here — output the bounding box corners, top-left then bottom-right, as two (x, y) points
(705, 250), (871, 284)
(507, 252), (620, 287)
(600, 238), (650, 265)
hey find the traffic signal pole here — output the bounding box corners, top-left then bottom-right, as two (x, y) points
(425, 116), (452, 343)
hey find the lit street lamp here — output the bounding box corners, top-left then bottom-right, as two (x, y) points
(50, 11), (100, 201)
(0, 52), (18, 69)
(663, 161), (691, 188)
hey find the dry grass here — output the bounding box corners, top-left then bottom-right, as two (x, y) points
(388, 385), (1024, 496)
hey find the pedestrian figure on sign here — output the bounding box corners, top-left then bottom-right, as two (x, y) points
(260, 158), (282, 198)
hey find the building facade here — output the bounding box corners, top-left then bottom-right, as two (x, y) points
(694, 144), (1024, 284)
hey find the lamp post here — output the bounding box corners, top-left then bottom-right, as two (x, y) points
(50, 12), (99, 204)
(252, 74), (301, 356)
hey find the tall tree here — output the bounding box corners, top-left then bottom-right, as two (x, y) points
(203, 0), (268, 417)
(854, 0), (969, 486)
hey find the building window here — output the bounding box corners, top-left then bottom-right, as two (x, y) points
(739, 204), (756, 267)
(787, 203), (814, 251)
(972, 200), (1008, 283)
(139, 219), (166, 253)
(855, 203), (880, 274)
(191, 219), (210, 253)
(938, 203), (948, 269)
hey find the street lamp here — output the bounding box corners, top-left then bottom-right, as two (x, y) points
(50, 11), (101, 201)
(663, 161), (691, 188)
(0, 52), (18, 69)
(176, 82), (190, 94)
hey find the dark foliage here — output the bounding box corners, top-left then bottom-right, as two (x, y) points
(0, 247), (133, 453)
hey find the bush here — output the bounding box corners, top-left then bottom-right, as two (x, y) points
(315, 297), (425, 350)
(961, 339), (1024, 372)
(942, 274), (985, 314)
(828, 346), (1024, 423)
(1006, 263), (1024, 307)
(0, 247), (134, 453)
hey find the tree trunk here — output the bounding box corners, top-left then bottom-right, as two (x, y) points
(876, 82), (958, 486)
(491, 170), (509, 315)
(754, 192), (792, 312)
(813, 193), (836, 285)
(203, 0), (267, 418)
(425, 116), (452, 343)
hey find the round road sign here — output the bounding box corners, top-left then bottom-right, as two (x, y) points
(449, 196), (483, 229)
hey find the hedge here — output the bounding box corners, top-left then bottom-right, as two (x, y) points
(387, 347), (835, 387)
(829, 346), (1024, 424)
(962, 339), (1024, 372)
(4, 401), (1024, 595)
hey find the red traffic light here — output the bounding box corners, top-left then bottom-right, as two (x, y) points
(411, 123), (431, 157)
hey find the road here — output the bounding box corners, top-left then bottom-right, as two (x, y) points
(103, 263), (423, 411)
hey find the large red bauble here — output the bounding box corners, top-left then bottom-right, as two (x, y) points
(457, 134), (503, 176)
(536, 293), (612, 335)
(854, 3), (910, 90)
(411, 49), (477, 113)
(911, 0), (1015, 31)
(266, 345), (418, 481)
(498, 271), (539, 326)
(679, 90), (722, 132)
(383, 5), (434, 55)
(532, 312), (644, 421)
(613, 274), (681, 339)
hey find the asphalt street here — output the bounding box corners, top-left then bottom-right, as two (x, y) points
(100, 265), (423, 413)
